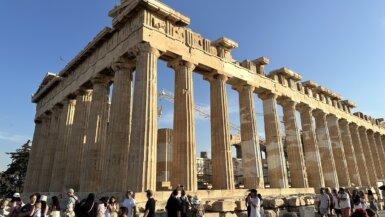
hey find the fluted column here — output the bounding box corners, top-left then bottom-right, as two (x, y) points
(280, 99), (308, 188)
(382, 136), (385, 176)
(359, 127), (377, 186)
(349, 124), (370, 186)
(235, 85), (264, 189)
(102, 60), (134, 192)
(63, 89), (92, 191)
(127, 43), (159, 192)
(49, 98), (76, 192)
(206, 74), (234, 190)
(368, 131), (384, 179)
(30, 114), (51, 192)
(39, 105), (63, 191)
(326, 115), (350, 186)
(24, 118), (43, 192)
(339, 119), (361, 186)
(259, 91), (288, 188)
(375, 133), (385, 175)
(169, 60), (197, 191)
(298, 105), (325, 188)
(313, 110), (339, 187)
(79, 75), (110, 192)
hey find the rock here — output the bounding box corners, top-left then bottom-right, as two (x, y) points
(205, 213), (220, 217)
(284, 197), (305, 207)
(264, 198), (285, 209)
(303, 196), (315, 205)
(235, 200), (247, 211)
(235, 211), (248, 217)
(264, 210), (277, 217)
(211, 201), (236, 212)
(298, 206), (315, 217)
(219, 213), (238, 217)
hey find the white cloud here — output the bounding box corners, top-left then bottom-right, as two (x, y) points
(0, 131), (29, 144)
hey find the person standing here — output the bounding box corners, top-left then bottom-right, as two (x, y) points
(248, 189), (260, 217)
(332, 189), (342, 217)
(166, 189), (181, 217)
(40, 195), (49, 217)
(317, 188), (330, 217)
(257, 194), (264, 217)
(65, 189), (78, 217)
(51, 196), (61, 217)
(19, 193), (38, 217)
(179, 190), (190, 217)
(325, 188), (333, 217)
(9, 193), (23, 217)
(97, 197), (108, 217)
(121, 191), (136, 217)
(107, 197), (119, 217)
(190, 196), (204, 217)
(245, 193), (251, 217)
(143, 190), (156, 217)
(367, 190), (378, 213)
(77, 193), (98, 217)
(338, 188), (351, 217)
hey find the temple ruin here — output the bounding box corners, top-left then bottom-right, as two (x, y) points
(24, 0), (385, 195)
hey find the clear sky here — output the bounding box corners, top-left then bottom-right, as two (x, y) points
(1, 0), (385, 171)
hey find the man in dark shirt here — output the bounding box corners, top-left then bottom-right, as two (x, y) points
(166, 189), (181, 217)
(144, 190), (156, 217)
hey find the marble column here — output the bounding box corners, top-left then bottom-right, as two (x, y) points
(49, 98), (76, 192)
(23, 118), (43, 192)
(368, 131), (384, 179)
(79, 75), (110, 192)
(236, 85), (264, 189)
(102, 60), (134, 192)
(281, 99), (308, 188)
(63, 89), (92, 191)
(157, 128), (173, 190)
(169, 60), (197, 191)
(298, 105), (325, 188)
(339, 119), (361, 186)
(375, 133), (385, 178)
(39, 105), (63, 191)
(358, 127), (377, 186)
(30, 114), (51, 192)
(127, 43), (159, 192)
(313, 110), (339, 187)
(259, 91), (288, 188)
(206, 74), (234, 190)
(326, 115), (350, 186)
(349, 124), (370, 186)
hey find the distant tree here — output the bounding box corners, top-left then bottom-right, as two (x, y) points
(0, 140), (31, 197)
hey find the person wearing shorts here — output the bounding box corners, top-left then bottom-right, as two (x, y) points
(318, 188), (330, 217)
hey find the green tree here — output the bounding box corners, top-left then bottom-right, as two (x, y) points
(0, 140), (31, 197)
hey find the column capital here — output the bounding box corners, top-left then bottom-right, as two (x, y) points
(338, 118), (350, 126)
(232, 82), (254, 93)
(203, 72), (228, 83)
(91, 74), (111, 86)
(296, 103), (313, 113)
(111, 59), (135, 73)
(312, 108), (327, 118)
(358, 126), (368, 133)
(257, 90), (277, 100)
(135, 42), (160, 57)
(167, 58), (196, 70)
(75, 87), (93, 96)
(349, 122), (359, 129)
(277, 96), (297, 108)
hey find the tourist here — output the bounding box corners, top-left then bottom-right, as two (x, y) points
(257, 194), (264, 217)
(317, 188), (330, 217)
(19, 193), (38, 217)
(179, 190), (190, 217)
(325, 188), (333, 217)
(65, 188), (78, 217)
(143, 190), (156, 217)
(358, 191), (367, 209)
(166, 189), (181, 217)
(51, 196), (61, 217)
(76, 193), (98, 217)
(0, 198), (10, 217)
(118, 207), (128, 217)
(248, 189), (260, 217)
(190, 196), (204, 217)
(9, 193), (23, 217)
(337, 187), (351, 217)
(121, 191), (136, 217)
(351, 208), (368, 217)
(367, 190), (378, 212)
(40, 195), (49, 217)
(353, 193), (364, 212)
(97, 197), (108, 217)
(107, 197), (119, 217)
(332, 188), (341, 217)
(245, 192), (251, 217)
(32, 201), (42, 217)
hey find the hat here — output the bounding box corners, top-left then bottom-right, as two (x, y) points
(68, 188), (75, 193)
(191, 196), (200, 205)
(40, 195), (47, 202)
(13, 193), (20, 198)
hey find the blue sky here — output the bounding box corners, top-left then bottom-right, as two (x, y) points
(1, 0), (385, 171)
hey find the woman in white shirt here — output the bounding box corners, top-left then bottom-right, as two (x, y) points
(248, 189), (260, 217)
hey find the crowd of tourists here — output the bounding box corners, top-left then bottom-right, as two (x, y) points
(0, 187), (205, 217)
(317, 187), (383, 217)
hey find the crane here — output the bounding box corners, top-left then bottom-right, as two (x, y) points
(158, 89), (241, 134)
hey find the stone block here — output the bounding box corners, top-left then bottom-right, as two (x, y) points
(264, 210), (277, 217)
(264, 198), (285, 209)
(282, 213), (298, 217)
(235, 211), (247, 217)
(205, 213), (220, 217)
(284, 196), (305, 207)
(210, 201), (236, 212)
(154, 211), (167, 217)
(219, 213), (238, 217)
(235, 200), (247, 211)
(298, 206), (315, 217)
(303, 196), (315, 205)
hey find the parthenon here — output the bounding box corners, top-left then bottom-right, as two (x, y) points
(24, 0), (385, 194)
